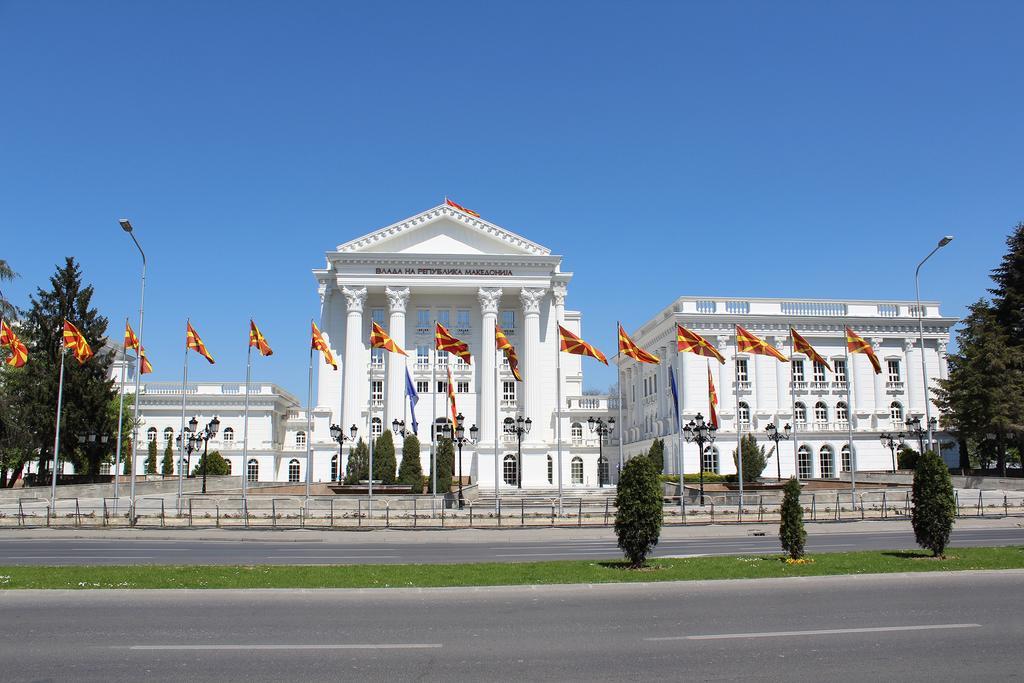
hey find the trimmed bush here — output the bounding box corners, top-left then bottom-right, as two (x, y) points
(192, 450), (229, 476)
(779, 477), (806, 560)
(912, 449), (956, 557)
(647, 438), (665, 474)
(614, 455), (663, 568)
(146, 439), (157, 475)
(345, 439), (369, 484)
(898, 445), (919, 470)
(398, 434), (424, 490)
(373, 431), (397, 484)
(161, 438), (174, 476)
(432, 438), (455, 492)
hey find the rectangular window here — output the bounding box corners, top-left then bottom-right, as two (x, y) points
(371, 380), (383, 402)
(500, 310), (515, 334)
(833, 359), (847, 383)
(887, 360), (901, 383)
(500, 354), (510, 369)
(416, 345), (430, 367)
(503, 381), (516, 402)
(436, 380), (448, 394)
(416, 308), (430, 332)
(792, 360), (804, 383)
(457, 381), (470, 393)
(436, 350), (448, 367)
(736, 359), (748, 383)
(371, 347), (384, 366)
(371, 308), (385, 325)
(436, 309), (450, 328)
(456, 309), (471, 334)
(813, 361), (827, 383)
(416, 380), (430, 394)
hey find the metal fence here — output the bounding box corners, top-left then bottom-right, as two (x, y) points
(1, 490), (1022, 529)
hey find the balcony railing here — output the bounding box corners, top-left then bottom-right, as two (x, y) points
(810, 381), (829, 390)
(831, 381), (848, 391)
(886, 381), (905, 391)
(736, 381), (751, 391)
(791, 381), (807, 391)
(500, 399), (517, 410)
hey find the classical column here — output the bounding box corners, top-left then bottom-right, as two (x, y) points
(774, 336), (788, 416)
(937, 340), (949, 381)
(385, 286), (410, 429)
(341, 286), (367, 435)
(903, 339), (918, 414)
(478, 287), (502, 442)
(871, 337), (885, 417)
(716, 336), (733, 421)
(520, 287), (547, 442)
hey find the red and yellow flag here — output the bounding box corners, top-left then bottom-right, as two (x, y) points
(558, 325), (608, 365)
(676, 325), (725, 364)
(371, 321), (408, 356)
(495, 323), (523, 381)
(618, 324), (660, 364)
(63, 319), (94, 364)
(311, 321), (337, 370)
(139, 347), (153, 375)
(436, 323), (471, 363)
(124, 321), (153, 373)
(790, 328), (831, 371)
(736, 325), (788, 362)
(445, 198), (480, 217)
(446, 366), (458, 428)
(186, 321), (215, 364)
(707, 364), (719, 429)
(846, 326), (882, 374)
(0, 321), (27, 368)
(249, 320), (273, 357)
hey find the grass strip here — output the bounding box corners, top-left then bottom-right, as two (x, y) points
(0, 546), (1021, 590)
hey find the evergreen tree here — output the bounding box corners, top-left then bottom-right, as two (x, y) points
(192, 450), (230, 476)
(897, 444), (919, 470)
(161, 438), (174, 476)
(647, 438), (665, 474)
(432, 438), (455, 493)
(731, 434), (768, 482)
(398, 434), (424, 490)
(778, 477), (806, 560)
(146, 439), (158, 474)
(911, 449), (956, 557)
(345, 438), (369, 484)
(373, 431), (397, 484)
(989, 222), (1024, 343)
(614, 455), (663, 568)
(0, 258), (17, 319)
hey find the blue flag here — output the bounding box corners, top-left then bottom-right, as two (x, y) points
(405, 368), (419, 435)
(669, 367), (680, 427)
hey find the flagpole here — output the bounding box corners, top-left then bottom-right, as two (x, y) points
(555, 323), (563, 514)
(178, 321), (189, 513)
(735, 333), (744, 513)
(306, 345), (314, 502)
(494, 346), (500, 514)
(843, 327), (857, 503)
(113, 319), (128, 499)
(675, 359), (684, 518)
(789, 328), (799, 481)
(616, 359), (624, 481)
(50, 347), (67, 508)
(431, 324), (437, 497)
(241, 340), (253, 503)
(368, 354), (377, 503)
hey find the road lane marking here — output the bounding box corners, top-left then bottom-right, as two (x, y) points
(274, 555), (399, 560)
(647, 623), (982, 641)
(492, 551), (621, 557)
(6, 556), (155, 560)
(125, 643), (442, 650)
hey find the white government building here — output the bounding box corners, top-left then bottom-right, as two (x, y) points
(119, 204), (956, 487)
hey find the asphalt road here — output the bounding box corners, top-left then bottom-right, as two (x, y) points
(0, 525), (1022, 565)
(0, 570), (1021, 681)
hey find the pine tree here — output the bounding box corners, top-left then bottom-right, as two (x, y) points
(146, 439), (158, 474)
(432, 438), (455, 493)
(373, 431), (397, 484)
(647, 438), (665, 474)
(614, 455), (662, 568)
(161, 438), (174, 476)
(989, 222), (1024, 343)
(912, 449), (956, 557)
(0, 258), (16, 319)
(779, 477), (806, 560)
(345, 438), (369, 484)
(732, 434), (768, 482)
(398, 434), (424, 490)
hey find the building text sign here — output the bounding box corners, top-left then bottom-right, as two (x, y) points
(375, 267), (514, 276)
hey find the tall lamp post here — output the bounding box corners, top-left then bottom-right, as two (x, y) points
(330, 423), (358, 482)
(880, 430), (905, 472)
(503, 415), (531, 489)
(682, 413), (716, 506)
(915, 235), (953, 453)
(905, 415), (935, 457)
(76, 432), (111, 482)
(444, 413), (478, 509)
(119, 219), (146, 506)
(764, 422), (792, 480)
(587, 416), (615, 487)
(191, 416), (220, 494)
(175, 424), (199, 484)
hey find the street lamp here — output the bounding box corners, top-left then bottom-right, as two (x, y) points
(503, 415), (531, 489)
(330, 423), (358, 482)
(880, 430), (905, 472)
(764, 422), (792, 480)
(76, 432), (112, 482)
(190, 416), (220, 494)
(444, 413), (478, 509)
(682, 413), (717, 505)
(904, 416), (934, 456)
(391, 419), (411, 438)
(175, 427), (199, 482)
(119, 218), (146, 506)
(915, 235), (953, 453)
(587, 416), (615, 486)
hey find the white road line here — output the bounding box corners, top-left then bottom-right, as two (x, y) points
(492, 551), (620, 557)
(5, 556), (155, 560)
(125, 643), (442, 651)
(646, 623), (982, 641)
(273, 555), (399, 560)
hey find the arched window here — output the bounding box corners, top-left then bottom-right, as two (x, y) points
(819, 445), (834, 478)
(371, 417), (382, 437)
(794, 402), (807, 427)
(547, 455), (553, 484)
(224, 459), (232, 475)
(814, 402), (828, 428)
(288, 459), (301, 482)
(295, 431), (306, 449)
(163, 427), (174, 444)
(738, 403), (750, 428)
(570, 456), (584, 485)
(247, 458), (259, 482)
(503, 454), (518, 486)
(598, 456), (609, 486)
(836, 402), (849, 427)
(702, 446), (719, 474)
(890, 401), (903, 427)
(147, 427), (157, 443)
(222, 427), (234, 445)
(570, 422), (583, 444)
(330, 454), (339, 482)
(841, 445), (852, 473)
(797, 445), (812, 479)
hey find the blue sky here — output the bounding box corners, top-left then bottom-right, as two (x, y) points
(1, 1), (1021, 396)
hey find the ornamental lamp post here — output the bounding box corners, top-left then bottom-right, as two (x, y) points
(587, 416), (615, 487)
(503, 415), (531, 489)
(905, 416), (927, 456)
(445, 413), (478, 509)
(682, 412), (717, 506)
(764, 422), (792, 480)
(330, 423), (358, 482)
(915, 235), (953, 453)
(880, 430), (905, 472)
(195, 416), (220, 494)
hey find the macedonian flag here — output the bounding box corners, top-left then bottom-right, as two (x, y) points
(139, 347), (153, 375)
(558, 325), (608, 365)
(790, 328), (831, 371)
(436, 323), (471, 363)
(445, 197), (480, 217)
(446, 366), (458, 428)
(186, 321), (215, 364)
(707, 364), (719, 429)
(311, 321), (337, 370)
(371, 321), (408, 356)
(495, 324), (523, 381)
(63, 319), (94, 364)
(736, 325), (788, 362)
(249, 320), (273, 357)
(0, 321), (28, 368)
(676, 324), (725, 364)
(618, 323), (659, 364)
(124, 321), (153, 373)
(846, 326), (882, 374)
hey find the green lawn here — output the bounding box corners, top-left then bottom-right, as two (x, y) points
(1, 546), (1022, 589)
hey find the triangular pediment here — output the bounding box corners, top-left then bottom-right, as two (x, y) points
(336, 205), (551, 256)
